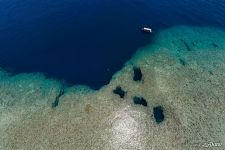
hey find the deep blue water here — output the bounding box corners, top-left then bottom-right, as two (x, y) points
(0, 0), (225, 89)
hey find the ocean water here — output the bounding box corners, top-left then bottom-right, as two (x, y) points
(1, 1), (225, 149)
(0, 0), (225, 89)
(1, 26), (225, 149)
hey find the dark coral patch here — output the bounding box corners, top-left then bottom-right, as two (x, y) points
(209, 70), (213, 75)
(153, 106), (165, 123)
(133, 96), (148, 106)
(52, 99), (59, 108)
(179, 58), (187, 66)
(180, 39), (191, 51)
(52, 88), (65, 108)
(133, 67), (143, 81)
(113, 86), (126, 98)
(212, 43), (218, 48)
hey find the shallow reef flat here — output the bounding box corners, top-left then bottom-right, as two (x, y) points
(1, 26), (225, 150)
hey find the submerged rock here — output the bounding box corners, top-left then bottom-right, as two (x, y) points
(191, 41), (196, 46)
(52, 88), (65, 108)
(52, 99), (59, 108)
(209, 70), (214, 75)
(180, 39), (191, 51)
(113, 86), (126, 98)
(153, 106), (165, 123)
(133, 67), (143, 81)
(133, 96), (147, 106)
(85, 104), (92, 114)
(179, 58), (187, 66)
(212, 43), (219, 48)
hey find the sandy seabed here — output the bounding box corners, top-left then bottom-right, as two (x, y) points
(0, 26), (225, 150)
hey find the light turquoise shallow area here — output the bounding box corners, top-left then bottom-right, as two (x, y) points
(1, 26), (225, 149)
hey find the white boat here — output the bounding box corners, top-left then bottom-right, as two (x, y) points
(141, 27), (152, 33)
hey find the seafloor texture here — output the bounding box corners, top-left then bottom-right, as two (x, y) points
(0, 26), (225, 150)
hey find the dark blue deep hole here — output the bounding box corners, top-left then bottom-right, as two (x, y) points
(133, 67), (143, 81)
(133, 96), (148, 106)
(0, 0), (225, 89)
(113, 86), (126, 98)
(153, 106), (165, 123)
